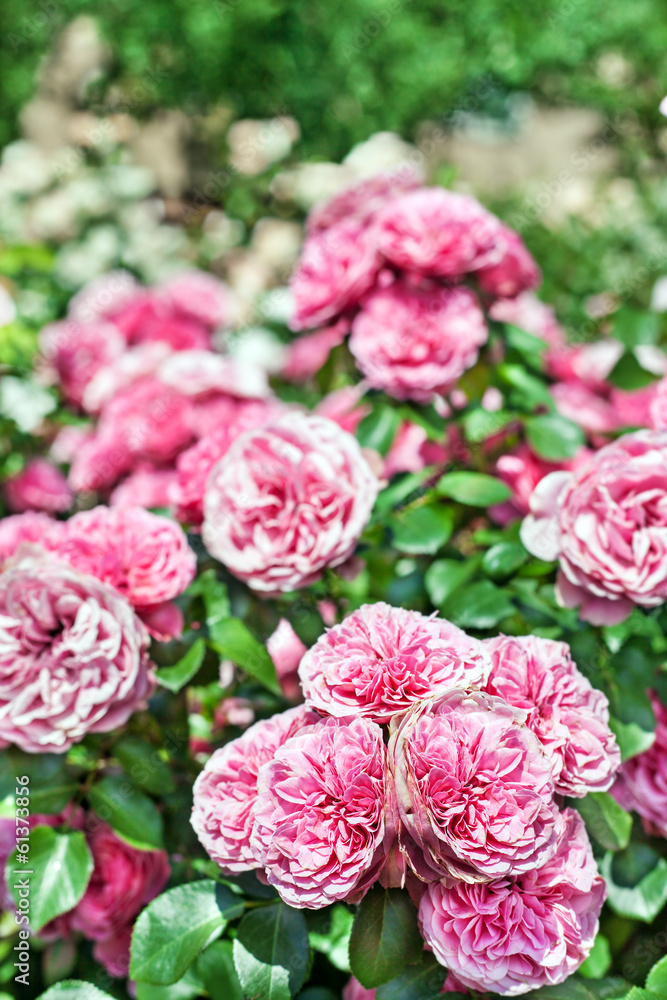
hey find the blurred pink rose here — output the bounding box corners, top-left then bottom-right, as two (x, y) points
(110, 467), (179, 509)
(157, 350), (269, 401)
(290, 220), (380, 330)
(307, 168), (421, 234)
(55, 506), (195, 610)
(92, 928), (133, 979)
(82, 343), (171, 415)
(315, 384), (370, 435)
(611, 383), (659, 429)
(67, 270), (139, 324)
(521, 431), (667, 625)
(612, 692), (667, 838)
(484, 635), (620, 796)
(202, 414), (378, 593)
(374, 188), (503, 277)
(419, 809), (605, 996)
(493, 443), (590, 522)
(489, 291), (565, 349)
(477, 227), (541, 299)
(0, 511), (64, 567)
(299, 602), (491, 724)
(38, 319), (125, 408)
(349, 282), (488, 402)
(550, 381), (618, 434)
(545, 339), (623, 390)
(0, 555), (154, 752)
(267, 618), (306, 702)
(650, 379), (667, 429)
(106, 291), (211, 351)
(159, 270), (232, 329)
(191, 705), (318, 874)
(383, 421), (449, 478)
(4, 459), (72, 514)
(342, 978), (376, 1000)
(251, 716), (387, 907)
(388, 688), (558, 882)
(282, 320), (348, 381)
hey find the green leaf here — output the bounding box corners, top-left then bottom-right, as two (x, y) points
(498, 362), (554, 410)
(191, 569), (231, 648)
(286, 600), (326, 647)
(36, 982), (117, 1000)
(7, 827), (93, 933)
(602, 846), (667, 922)
(357, 406), (402, 455)
(309, 904), (353, 972)
(462, 408), (517, 443)
(374, 469), (435, 517)
(88, 775), (164, 851)
(114, 735), (175, 795)
(525, 413), (585, 460)
(135, 966), (205, 1000)
(208, 618), (280, 695)
(442, 580), (514, 630)
(130, 880), (242, 985)
(0, 750), (78, 815)
(389, 504), (454, 555)
(575, 792), (632, 852)
(233, 902), (310, 1000)
(612, 309), (661, 348)
(609, 715), (656, 761)
(646, 955), (667, 994)
(529, 977), (632, 999)
(196, 940), (243, 1000)
(436, 471), (512, 506)
(578, 933), (612, 980)
(504, 323), (548, 368)
(608, 351), (660, 391)
(156, 638), (206, 693)
(348, 886), (422, 989)
(425, 557), (481, 606)
(375, 952), (446, 1000)
(482, 541), (528, 580)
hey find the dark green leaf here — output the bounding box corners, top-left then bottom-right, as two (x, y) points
(575, 793), (632, 852)
(375, 952), (446, 1000)
(192, 569), (231, 648)
(209, 618), (280, 695)
(436, 471), (512, 506)
(482, 541), (528, 580)
(602, 846), (667, 922)
(612, 309), (660, 348)
(529, 977), (632, 998)
(0, 750), (78, 815)
(525, 413), (585, 460)
(424, 556), (481, 607)
(498, 362), (554, 410)
(389, 504), (454, 555)
(7, 827), (93, 933)
(130, 880), (242, 985)
(349, 886), (422, 989)
(156, 638), (206, 693)
(357, 406), (401, 455)
(442, 580), (514, 630)
(114, 735), (175, 795)
(504, 323), (548, 368)
(88, 775), (164, 851)
(287, 601), (326, 647)
(374, 469), (435, 517)
(197, 940), (243, 1000)
(608, 352), (660, 391)
(36, 982), (117, 1000)
(233, 902), (310, 1000)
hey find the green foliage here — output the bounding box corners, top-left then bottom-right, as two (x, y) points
(7, 827), (93, 933)
(349, 886), (423, 988)
(232, 902), (310, 999)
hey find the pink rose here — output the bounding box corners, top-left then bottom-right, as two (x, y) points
(546, 340), (623, 390)
(477, 228), (541, 299)
(38, 319), (125, 408)
(191, 705), (318, 874)
(54, 506), (195, 610)
(299, 602), (491, 724)
(282, 320), (349, 381)
(110, 467), (179, 510)
(67, 270), (139, 324)
(374, 188), (503, 277)
(157, 350), (269, 401)
(0, 555), (154, 752)
(521, 431), (667, 625)
(489, 291), (565, 349)
(82, 342), (171, 415)
(307, 168), (421, 234)
(92, 928), (133, 979)
(0, 511), (64, 567)
(4, 459), (72, 514)
(158, 269), (232, 329)
(383, 421), (449, 479)
(202, 414), (378, 593)
(251, 716), (387, 907)
(493, 444), (590, 522)
(69, 821), (169, 941)
(650, 379), (667, 429)
(106, 291), (211, 351)
(388, 689), (558, 882)
(349, 282), (488, 402)
(314, 384), (371, 435)
(550, 381), (618, 434)
(266, 618), (307, 702)
(342, 978), (376, 1000)
(484, 635), (620, 796)
(290, 220), (380, 330)
(419, 809), (605, 996)
(612, 692), (667, 838)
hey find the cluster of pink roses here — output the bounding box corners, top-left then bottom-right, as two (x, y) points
(192, 601), (619, 995)
(288, 170), (542, 402)
(0, 504), (195, 752)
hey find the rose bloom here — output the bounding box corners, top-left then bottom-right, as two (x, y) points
(315, 384), (371, 436)
(4, 459), (72, 514)
(489, 291), (565, 350)
(38, 319), (125, 408)
(282, 320), (349, 382)
(158, 269), (232, 329)
(106, 291), (212, 351)
(307, 168), (421, 234)
(477, 228), (541, 299)
(612, 692), (667, 838)
(521, 431), (667, 625)
(299, 602), (491, 724)
(69, 821), (169, 939)
(267, 618), (307, 702)
(0, 512), (64, 567)
(202, 414), (379, 593)
(374, 188), (504, 277)
(251, 716), (387, 907)
(550, 381), (618, 434)
(650, 379), (667, 430)
(419, 809), (605, 997)
(191, 706), (318, 874)
(290, 219), (380, 330)
(545, 339), (624, 391)
(0, 556), (154, 752)
(67, 269), (139, 324)
(349, 282), (488, 402)
(484, 635), (620, 797)
(82, 342), (171, 415)
(492, 444), (591, 524)
(110, 466), (179, 510)
(55, 506), (196, 610)
(388, 689), (558, 883)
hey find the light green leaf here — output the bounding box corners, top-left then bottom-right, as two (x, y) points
(602, 846), (667, 922)
(389, 504), (454, 555)
(209, 618), (280, 695)
(357, 406), (401, 455)
(525, 413), (585, 460)
(442, 580), (514, 630)
(156, 638), (207, 693)
(575, 793), (632, 852)
(425, 557), (481, 606)
(36, 982), (117, 1000)
(437, 471), (512, 506)
(7, 828), (93, 933)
